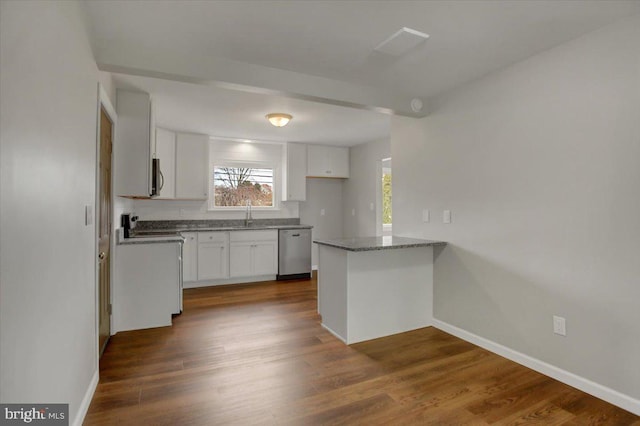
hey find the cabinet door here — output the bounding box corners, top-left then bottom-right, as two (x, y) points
(307, 144), (330, 177)
(328, 146), (349, 178)
(197, 242), (228, 280)
(285, 143), (307, 201)
(176, 133), (209, 199)
(114, 90), (152, 197)
(155, 128), (176, 198)
(307, 144), (349, 178)
(181, 232), (198, 282)
(253, 241), (278, 275)
(229, 243), (253, 278)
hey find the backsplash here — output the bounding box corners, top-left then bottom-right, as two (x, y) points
(136, 218), (300, 230)
(131, 199), (299, 221)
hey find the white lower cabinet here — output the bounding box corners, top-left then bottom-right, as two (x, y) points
(229, 242), (253, 277)
(114, 241), (181, 332)
(252, 241), (278, 275)
(230, 230), (278, 278)
(185, 230), (278, 285)
(182, 232), (198, 282)
(197, 232), (229, 280)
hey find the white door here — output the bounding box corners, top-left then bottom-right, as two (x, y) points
(182, 232), (198, 282)
(230, 243), (253, 277)
(253, 241), (278, 275)
(197, 243), (227, 280)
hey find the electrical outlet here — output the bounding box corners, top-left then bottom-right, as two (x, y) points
(369, 202), (374, 211)
(443, 210), (451, 224)
(422, 209), (430, 222)
(351, 208), (356, 216)
(320, 208), (325, 216)
(553, 315), (566, 336)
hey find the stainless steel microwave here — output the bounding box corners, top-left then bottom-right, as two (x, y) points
(151, 158), (163, 197)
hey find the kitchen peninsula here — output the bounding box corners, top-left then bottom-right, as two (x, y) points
(314, 236), (446, 344)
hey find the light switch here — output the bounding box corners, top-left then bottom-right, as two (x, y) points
(422, 209), (430, 223)
(85, 205), (93, 226)
(553, 316), (566, 336)
(443, 210), (451, 224)
(320, 209), (325, 216)
(369, 203), (374, 211)
(351, 208), (356, 216)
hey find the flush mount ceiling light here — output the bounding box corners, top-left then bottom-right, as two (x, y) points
(266, 113), (293, 127)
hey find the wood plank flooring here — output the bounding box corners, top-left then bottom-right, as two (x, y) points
(85, 276), (639, 425)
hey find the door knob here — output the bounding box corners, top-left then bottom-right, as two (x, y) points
(98, 252), (106, 260)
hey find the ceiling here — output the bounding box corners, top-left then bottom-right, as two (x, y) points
(84, 0), (640, 145)
(112, 73), (390, 147)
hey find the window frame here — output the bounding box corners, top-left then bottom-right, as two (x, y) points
(208, 160), (280, 211)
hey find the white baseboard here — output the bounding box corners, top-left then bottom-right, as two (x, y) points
(72, 369), (99, 426)
(183, 275), (276, 288)
(321, 323), (346, 344)
(432, 319), (640, 416)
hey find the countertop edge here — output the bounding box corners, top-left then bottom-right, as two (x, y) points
(134, 225), (313, 235)
(313, 239), (446, 252)
(118, 236), (185, 245)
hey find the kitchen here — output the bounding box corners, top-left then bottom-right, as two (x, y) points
(2, 1), (640, 425)
(108, 75), (393, 334)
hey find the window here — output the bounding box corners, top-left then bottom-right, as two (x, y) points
(382, 171), (392, 225)
(381, 158), (392, 236)
(211, 165), (275, 208)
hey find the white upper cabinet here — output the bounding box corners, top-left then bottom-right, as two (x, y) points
(283, 143), (307, 201)
(307, 144), (349, 178)
(176, 133), (209, 199)
(154, 128), (176, 199)
(114, 90), (153, 197)
(151, 129), (209, 200)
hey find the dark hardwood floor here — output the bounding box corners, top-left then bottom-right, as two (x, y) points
(85, 275), (639, 425)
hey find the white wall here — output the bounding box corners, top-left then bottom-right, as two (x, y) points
(392, 15), (640, 406)
(299, 179), (344, 267)
(0, 1), (102, 424)
(342, 139), (390, 238)
(132, 140), (299, 220)
(98, 71), (115, 107)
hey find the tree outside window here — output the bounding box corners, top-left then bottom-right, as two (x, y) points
(382, 172), (392, 225)
(213, 166), (274, 207)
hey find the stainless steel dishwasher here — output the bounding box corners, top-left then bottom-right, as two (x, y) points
(277, 228), (312, 280)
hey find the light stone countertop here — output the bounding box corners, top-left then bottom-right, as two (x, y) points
(313, 236), (446, 252)
(117, 234), (185, 245)
(133, 224), (312, 235)
(118, 223), (313, 244)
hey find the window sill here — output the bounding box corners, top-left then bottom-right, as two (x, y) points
(207, 207), (281, 212)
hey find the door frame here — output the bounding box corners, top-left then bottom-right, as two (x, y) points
(94, 83), (117, 363)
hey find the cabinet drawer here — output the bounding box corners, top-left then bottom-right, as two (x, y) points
(197, 231), (228, 243)
(230, 230), (277, 242)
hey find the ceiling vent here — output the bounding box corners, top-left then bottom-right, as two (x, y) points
(374, 27), (430, 56)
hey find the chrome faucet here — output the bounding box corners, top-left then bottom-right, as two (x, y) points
(244, 200), (253, 227)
